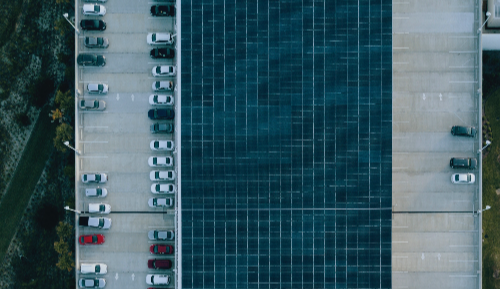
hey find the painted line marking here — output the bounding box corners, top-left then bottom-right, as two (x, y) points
(79, 156), (109, 159)
(81, 141), (109, 143)
(393, 47), (409, 50)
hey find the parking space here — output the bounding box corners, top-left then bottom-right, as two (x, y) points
(392, 0), (480, 288)
(75, 0), (179, 288)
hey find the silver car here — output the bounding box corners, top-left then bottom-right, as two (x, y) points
(88, 203), (111, 214)
(149, 94), (174, 106)
(79, 278), (106, 288)
(85, 187), (108, 197)
(147, 32), (174, 45)
(87, 83), (108, 94)
(82, 4), (106, 16)
(81, 173), (108, 183)
(150, 170), (176, 181)
(79, 99), (106, 111)
(152, 65), (176, 77)
(148, 198), (173, 208)
(148, 156), (173, 167)
(151, 183), (176, 194)
(84, 36), (109, 48)
(150, 140), (174, 151)
(148, 230), (174, 240)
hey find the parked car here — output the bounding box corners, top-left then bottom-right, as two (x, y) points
(150, 140), (174, 151)
(149, 94), (174, 106)
(149, 244), (174, 255)
(150, 5), (175, 16)
(450, 157), (477, 169)
(152, 81), (174, 92)
(84, 36), (109, 48)
(79, 99), (106, 111)
(150, 170), (176, 181)
(151, 183), (176, 194)
(82, 173), (107, 183)
(77, 54), (106, 66)
(148, 108), (175, 120)
(451, 126), (476, 137)
(150, 48), (175, 59)
(451, 173), (475, 184)
(80, 263), (107, 274)
(79, 234), (105, 245)
(147, 33), (174, 45)
(87, 83), (108, 94)
(79, 278), (105, 288)
(79, 216), (112, 229)
(148, 197), (173, 208)
(80, 20), (106, 31)
(152, 65), (176, 77)
(83, 4), (106, 16)
(148, 230), (174, 241)
(88, 203), (111, 214)
(148, 156), (173, 167)
(148, 259), (172, 270)
(85, 187), (108, 197)
(146, 274), (170, 285)
(150, 123), (174, 134)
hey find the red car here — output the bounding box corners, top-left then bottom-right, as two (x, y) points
(150, 244), (174, 255)
(79, 234), (105, 245)
(148, 259), (172, 269)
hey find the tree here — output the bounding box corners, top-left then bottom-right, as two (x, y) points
(55, 90), (74, 116)
(56, 221), (73, 241)
(56, 250), (74, 272)
(53, 123), (73, 152)
(54, 17), (70, 35)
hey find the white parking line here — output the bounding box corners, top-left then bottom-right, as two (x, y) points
(393, 47), (409, 50)
(392, 241), (408, 244)
(81, 141), (109, 143)
(79, 156), (109, 159)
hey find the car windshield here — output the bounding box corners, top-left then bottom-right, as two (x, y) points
(153, 198), (157, 206)
(155, 82), (160, 88)
(153, 158), (157, 165)
(83, 175), (88, 181)
(153, 95), (158, 102)
(155, 171), (160, 178)
(99, 218), (104, 227)
(167, 142), (172, 148)
(454, 175), (460, 181)
(99, 204), (105, 211)
(154, 246), (158, 253)
(154, 231), (158, 238)
(97, 38), (103, 45)
(168, 171), (172, 178)
(95, 265), (101, 273)
(93, 100), (99, 108)
(98, 84), (103, 91)
(95, 175), (101, 181)
(152, 34), (156, 42)
(169, 66), (173, 72)
(81, 236), (85, 243)
(96, 188), (102, 195)
(94, 5), (100, 12)
(80, 100), (86, 107)
(92, 235), (98, 242)
(154, 141), (159, 148)
(156, 67), (161, 73)
(156, 184), (160, 191)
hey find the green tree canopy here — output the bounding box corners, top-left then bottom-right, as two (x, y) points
(53, 123), (73, 152)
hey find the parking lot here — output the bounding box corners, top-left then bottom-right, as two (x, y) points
(392, 0), (481, 288)
(74, 0), (180, 288)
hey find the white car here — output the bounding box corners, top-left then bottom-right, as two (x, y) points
(149, 94), (174, 106)
(146, 274), (170, 285)
(148, 230), (174, 240)
(147, 33), (174, 45)
(148, 156), (173, 167)
(148, 198), (173, 208)
(87, 83), (108, 94)
(85, 187), (108, 198)
(88, 203), (111, 214)
(451, 173), (475, 184)
(150, 170), (176, 181)
(80, 263), (107, 274)
(152, 81), (174, 91)
(82, 173), (107, 183)
(82, 4), (106, 16)
(79, 99), (106, 111)
(152, 65), (176, 77)
(150, 140), (174, 151)
(80, 216), (112, 229)
(151, 183), (176, 194)
(79, 278), (106, 288)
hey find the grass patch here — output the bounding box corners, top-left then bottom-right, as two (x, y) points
(0, 104), (56, 261)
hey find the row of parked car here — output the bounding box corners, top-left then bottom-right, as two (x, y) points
(450, 125), (477, 184)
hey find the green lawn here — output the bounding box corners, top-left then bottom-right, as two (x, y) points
(483, 88), (500, 288)
(0, 105), (56, 261)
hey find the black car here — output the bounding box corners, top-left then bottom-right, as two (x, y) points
(77, 54), (106, 66)
(450, 157), (477, 169)
(150, 123), (174, 134)
(150, 5), (175, 16)
(80, 19), (106, 31)
(451, 126), (476, 137)
(148, 108), (175, 120)
(150, 48), (175, 59)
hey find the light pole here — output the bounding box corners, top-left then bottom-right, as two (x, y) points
(478, 140), (491, 154)
(64, 141), (81, 155)
(477, 205), (491, 215)
(63, 13), (80, 35)
(64, 206), (81, 214)
(478, 11), (492, 34)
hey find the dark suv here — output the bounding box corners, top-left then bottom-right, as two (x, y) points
(148, 108), (175, 120)
(150, 123), (174, 134)
(450, 157), (477, 169)
(150, 5), (175, 16)
(150, 48), (175, 59)
(451, 126), (476, 137)
(80, 19), (106, 31)
(77, 54), (106, 66)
